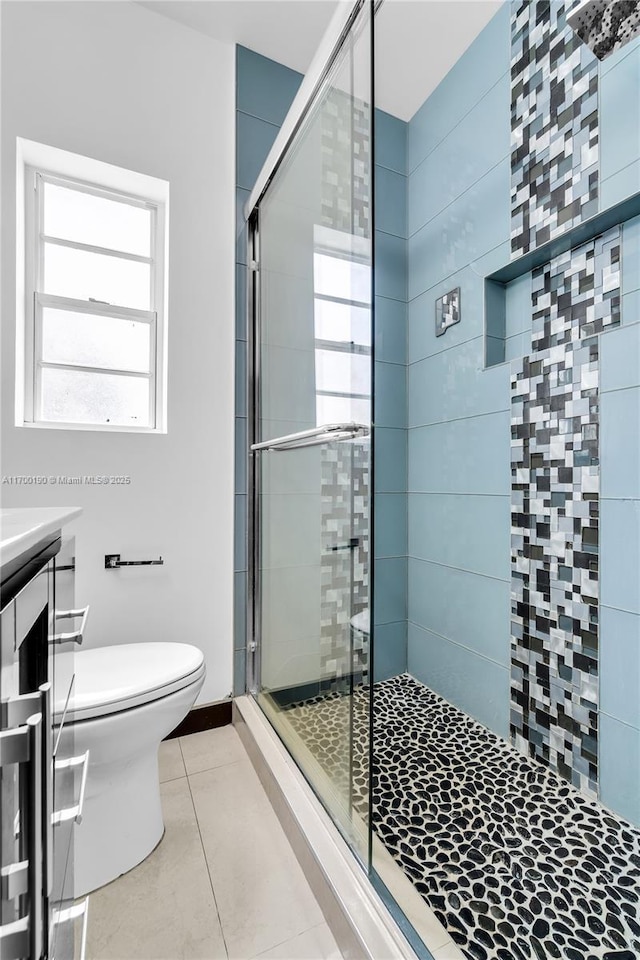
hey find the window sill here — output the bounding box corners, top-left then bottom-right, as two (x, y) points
(18, 420), (167, 435)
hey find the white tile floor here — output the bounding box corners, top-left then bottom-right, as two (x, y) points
(86, 726), (343, 960)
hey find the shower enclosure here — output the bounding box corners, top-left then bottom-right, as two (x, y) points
(240, 1), (640, 957)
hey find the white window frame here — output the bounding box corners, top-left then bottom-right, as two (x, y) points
(19, 144), (168, 433)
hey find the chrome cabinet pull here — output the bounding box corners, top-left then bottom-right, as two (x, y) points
(0, 714), (44, 960)
(39, 683), (53, 920)
(0, 861), (29, 900)
(1, 689), (42, 728)
(27, 712), (44, 960)
(52, 750), (90, 825)
(52, 605), (90, 644)
(52, 898), (89, 960)
(0, 915), (29, 959)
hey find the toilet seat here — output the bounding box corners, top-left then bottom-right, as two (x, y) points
(54, 642), (205, 723)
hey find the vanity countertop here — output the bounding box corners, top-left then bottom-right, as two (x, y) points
(0, 507), (82, 568)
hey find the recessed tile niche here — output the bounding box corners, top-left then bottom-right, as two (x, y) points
(484, 190), (640, 368)
(485, 274), (532, 367)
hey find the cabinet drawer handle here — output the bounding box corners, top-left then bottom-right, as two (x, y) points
(52, 605), (90, 644)
(52, 898), (89, 960)
(52, 750), (89, 825)
(0, 710), (45, 960)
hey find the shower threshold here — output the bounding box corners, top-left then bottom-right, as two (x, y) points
(281, 675), (640, 960)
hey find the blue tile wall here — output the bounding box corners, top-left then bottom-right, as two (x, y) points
(409, 558), (509, 667)
(598, 216), (640, 817)
(408, 158), (510, 299)
(600, 606), (640, 730)
(375, 166), (407, 239)
(375, 296), (407, 365)
(408, 337), (510, 427)
(599, 215), (640, 815)
(407, 3), (510, 175)
(407, 493), (510, 581)
(407, 621), (510, 738)
(408, 413), (510, 496)
(234, 571), (247, 653)
(600, 388), (640, 499)
(408, 74), (510, 237)
(599, 713), (640, 825)
(374, 427), (407, 494)
(375, 109), (407, 175)
(375, 557), (408, 626)
(374, 494), (407, 559)
(374, 621), (408, 683)
(374, 361), (405, 428)
(601, 320), (640, 393)
(375, 231), (407, 301)
(601, 42), (640, 199)
(406, 4), (516, 743)
(405, 0), (640, 807)
(601, 501), (640, 615)
(622, 215), (640, 294)
(237, 46), (303, 126)
(236, 112), (280, 191)
(373, 108), (409, 676)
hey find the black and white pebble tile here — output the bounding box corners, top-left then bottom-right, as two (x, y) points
(283, 674), (640, 960)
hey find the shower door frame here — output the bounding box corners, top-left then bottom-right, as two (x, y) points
(246, 205), (261, 697)
(244, 0), (377, 871)
(245, 0), (376, 691)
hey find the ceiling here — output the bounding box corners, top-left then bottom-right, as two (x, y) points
(376, 1), (503, 120)
(138, 0), (504, 121)
(137, 1), (340, 74)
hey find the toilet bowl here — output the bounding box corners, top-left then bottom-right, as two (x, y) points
(53, 642), (205, 896)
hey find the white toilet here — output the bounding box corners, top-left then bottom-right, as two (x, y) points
(53, 642), (205, 896)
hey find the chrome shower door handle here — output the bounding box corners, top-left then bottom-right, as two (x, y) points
(52, 605), (90, 644)
(251, 422), (369, 452)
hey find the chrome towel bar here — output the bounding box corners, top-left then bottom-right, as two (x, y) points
(104, 555), (164, 569)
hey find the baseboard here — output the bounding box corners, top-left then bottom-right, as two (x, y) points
(164, 699), (232, 739)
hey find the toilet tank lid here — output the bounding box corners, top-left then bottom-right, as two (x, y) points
(54, 642), (205, 716)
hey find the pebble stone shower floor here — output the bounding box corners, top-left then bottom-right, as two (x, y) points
(283, 674), (640, 960)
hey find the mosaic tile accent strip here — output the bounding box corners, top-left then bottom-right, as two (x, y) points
(510, 227), (621, 796)
(568, 0), (640, 61)
(320, 441), (370, 691)
(511, 1), (599, 257)
(282, 675), (640, 960)
(435, 287), (461, 337)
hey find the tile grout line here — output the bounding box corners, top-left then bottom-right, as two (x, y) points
(248, 920), (338, 960)
(182, 763), (231, 960)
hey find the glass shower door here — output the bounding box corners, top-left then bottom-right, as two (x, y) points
(249, 2), (374, 861)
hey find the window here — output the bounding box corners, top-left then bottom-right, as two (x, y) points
(20, 143), (168, 431)
(313, 228), (372, 427)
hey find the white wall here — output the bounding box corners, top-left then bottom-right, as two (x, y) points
(0, 1), (235, 704)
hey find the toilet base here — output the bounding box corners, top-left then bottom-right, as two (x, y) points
(74, 750), (165, 896)
(65, 673), (204, 897)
